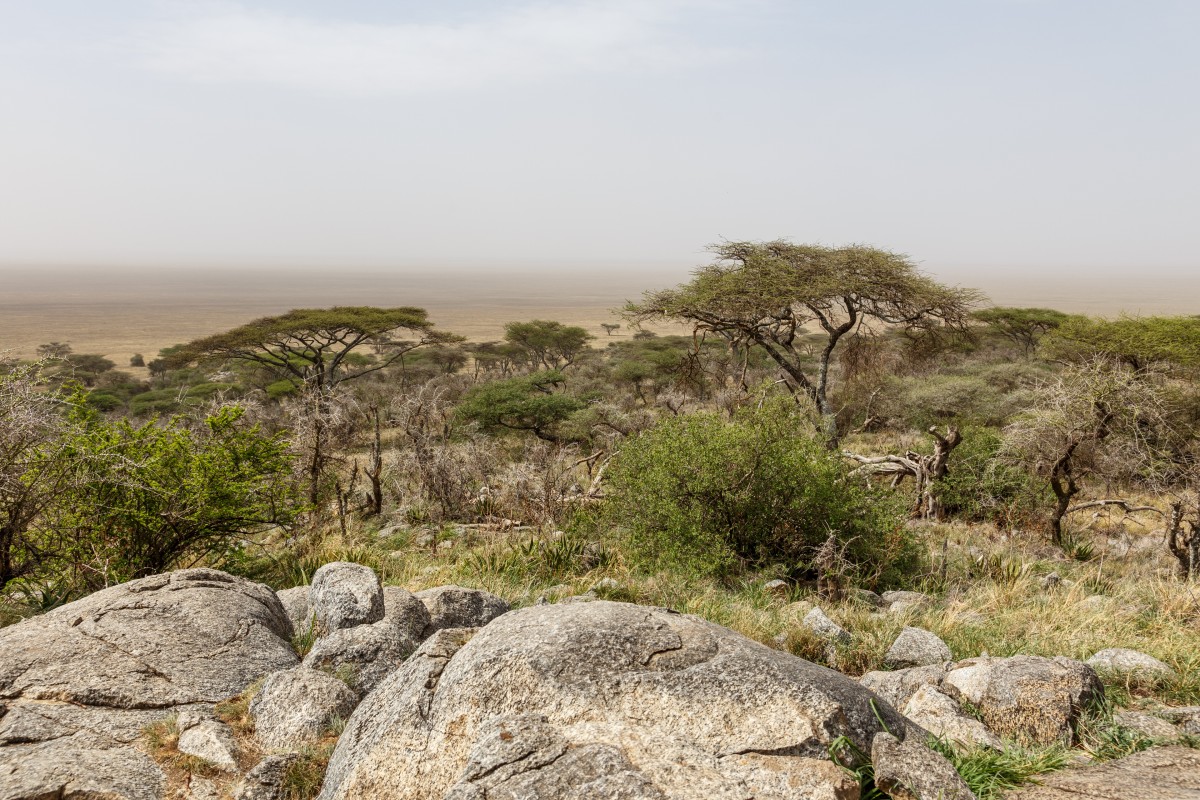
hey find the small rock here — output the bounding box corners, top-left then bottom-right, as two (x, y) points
(233, 754), (302, 800)
(885, 626), (952, 668)
(416, 585), (509, 637)
(882, 590), (931, 605)
(871, 731), (976, 800)
(1155, 707), (1200, 735)
(591, 577), (620, 592)
(1077, 595), (1111, 612)
(861, 664), (948, 709)
(1041, 572), (1062, 589)
(309, 562), (384, 632)
(249, 667), (359, 750)
(782, 599), (815, 618)
(302, 620), (421, 696)
(1086, 648), (1175, 681)
(762, 579), (789, 597)
(176, 716), (239, 772)
(802, 607), (851, 645)
(852, 588), (886, 608)
(275, 586), (311, 638)
(1113, 711), (1181, 740)
(903, 686), (1004, 750)
(883, 590), (932, 615)
(184, 776), (223, 800)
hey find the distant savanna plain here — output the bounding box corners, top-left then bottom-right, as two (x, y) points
(2, 264), (1197, 370)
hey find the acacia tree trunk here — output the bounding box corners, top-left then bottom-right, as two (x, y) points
(1167, 500), (1200, 580)
(1047, 441), (1081, 546)
(843, 426), (962, 520)
(365, 405), (384, 516)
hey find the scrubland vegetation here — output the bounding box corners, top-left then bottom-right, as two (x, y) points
(3, 242), (1200, 792)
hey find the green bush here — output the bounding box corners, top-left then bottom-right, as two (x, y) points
(600, 398), (919, 585)
(936, 426), (1047, 526)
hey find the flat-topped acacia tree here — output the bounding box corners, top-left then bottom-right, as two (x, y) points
(170, 307), (461, 506)
(625, 241), (980, 447)
(169, 306), (461, 393)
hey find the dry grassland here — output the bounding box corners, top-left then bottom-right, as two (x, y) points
(1, 265), (1195, 368)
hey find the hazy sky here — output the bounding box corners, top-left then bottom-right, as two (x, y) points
(1, 1), (1197, 281)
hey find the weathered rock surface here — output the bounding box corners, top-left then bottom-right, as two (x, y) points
(885, 626), (952, 668)
(302, 620), (421, 695)
(1113, 711), (1181, 740)
(415, 585), (509, 636)
(0, 735), (167, 800)
(871, 731), (976, 800)
(902, 685), (1004, 750)
(1007, 746), (1200, 799)
(234, 754), (303, 800)
(176, 709), (240, 772)
(860, 664), (948, 709)
(882, 590), (931, 614)
(943, 655), (1103, 745)
(802, 606), (851, 645)
(277, 585), (312, 635)
(1086, 648), (1175, 680)
(309, 562), (384, 632)
(1157, 706), (1200, 735)
(0, 569), (297, 800)
(381, 586), (431, 641)
(319, 600), (917, 800)
(250, 667), (359, 750)
(0, 568), (296, 708)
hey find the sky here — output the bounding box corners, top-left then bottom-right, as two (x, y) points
(0, 0), (1197, 284)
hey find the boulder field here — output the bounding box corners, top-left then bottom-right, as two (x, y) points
(0, 564), (1194, 800)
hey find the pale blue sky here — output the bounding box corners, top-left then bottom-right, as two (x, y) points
(0, 1), (1196, 281)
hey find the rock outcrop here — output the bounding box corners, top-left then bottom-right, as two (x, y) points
(415, 585), (509, 637)
(0, 568), (297, 800)
(250, 667), (359, 750)
(319, 600), (916, 799)
(942, 655), (1103, 745)
(309, 562), (385, 632)
(1007, 746), (1200, 799)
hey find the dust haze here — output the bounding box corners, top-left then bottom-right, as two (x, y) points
(2, 265), (1196, 366)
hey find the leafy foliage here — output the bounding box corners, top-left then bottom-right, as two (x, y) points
(50, 404), (299, 589)
(601, 397), (917, 583)
(455, 371), (585, 442)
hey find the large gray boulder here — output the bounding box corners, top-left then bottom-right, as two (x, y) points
(0, 568), (296, 708)
(943, 655), (1103, 745)
(302, 620), (422, 696)
(319, 600), (916, 800)
(0, 568), (297, 800)
(1007, 746), (1200, 799)
(310, 562), (384, 632)
(249, 667), (359, 750)
(415, 585), (508, 636)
